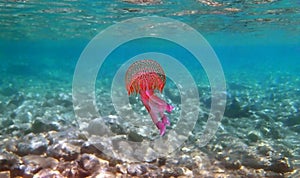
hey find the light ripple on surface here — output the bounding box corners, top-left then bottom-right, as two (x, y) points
(0, 0), (299, 42)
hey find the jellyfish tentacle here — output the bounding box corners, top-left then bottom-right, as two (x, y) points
(156, 121), (166, 136)
(140, 89), (173, 135)
(125, 60), (173, 136)
(162, 115), (170, 126)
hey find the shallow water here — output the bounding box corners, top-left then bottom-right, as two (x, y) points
(1, 0), (300, 177)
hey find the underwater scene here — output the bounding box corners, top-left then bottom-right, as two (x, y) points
(0, 0), (300, 177)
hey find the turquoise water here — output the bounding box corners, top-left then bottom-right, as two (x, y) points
(1, 0), (300, 177)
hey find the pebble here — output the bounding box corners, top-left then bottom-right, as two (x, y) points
(290, 125), (300, 133)
(1, 118), (14, 128)
(269, 127), (283, 139)
(116, 164), (127, 174)
(21, 155), (58, 176)
(78, 154), (101, 176)
(128, 130), (143, 142)
(178, 155), (195, 170)
(57, 160), (81, 177)
(284, 114), (300, 126)
(110, 123), (126, 134)
(165, 88), (181, 103)
(158, 157), (167, 166)
(162, 167), (178, 177)
(0, 86), (18, 96)
(255, 111), (272, 121)
(16, 133), (49, 156)
(8, 92), (25, 107)
(223, 159), (242, 170)
(241, 154), (267, 169)
(3, 137), (18, 153)
(266, 157), (293, 173)
(247, 131), (261, 143)
(31, 117), (60, 133)
(257, 145), (272, 156)
(0, 171), (10, 178)
(127, 163), (147, 176)
(47, 142), (80, 161)
(93, 171), (116, 177)
(56, 93), (73, 107)
(33, 169), (63, 178)
(224, 97), (250, 118)
(0, 151), (18, 171)
(80, 141), (104, 157)
(128, 96), (138, 104)
(87, 118), (111, 136)
(0, 102), (5, 113)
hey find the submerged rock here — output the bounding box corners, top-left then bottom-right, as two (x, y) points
(284, 114), (300, 126)
(1, 118), (14, 128)
(31, 117), (60, 133)
(22, 155), (58, 169)
(128, 131), (143, 142)
(16, 133), (49, 156)
(223, 159), (241, 170)
(87, 118), (111, 136)
(165, 88), (181, 104)
(241, 151), (294, 174)
(21, 155), (58, 176)
(158, 157), (167, 166)
(56, 93), (73, 107)
(0, 102), (5, 113)
(33, 169), (63, 178)
(2, 137), (18, 153)
(127, 163), (147, 176)
(78, 154), (101, 176)
(110, 123), (126, 135)
(0, 151), (18, 171)
(241, 154), (267, 169)
(47, 142), (80, 161)
(162, 167), (185, 177)
(42, 92), (73, 108)
(290, 125), (300, 133)
(57, 161), (81, 177)
(0, 171), (10, 178)
(224, 97), (251, 118)
(177, 155), (196, 170)
(116, 164), (127, 174)
(247, 131), (261, 143)
(128, 96), (138, 105)
(266, 157), (293, 173)
(8, 93), (25, 107)
(80, 141), (104, 156)
(257, 145), (273, 156)
(0, 86), (18, 96)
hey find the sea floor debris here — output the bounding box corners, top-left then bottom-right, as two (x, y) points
(0, 72), (299, 177)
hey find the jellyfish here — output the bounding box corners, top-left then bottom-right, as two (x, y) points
(125, 59), (174, 136)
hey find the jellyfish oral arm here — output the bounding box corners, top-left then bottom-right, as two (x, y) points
(125, 60), (173, 136)
(140, 90), (173, 135)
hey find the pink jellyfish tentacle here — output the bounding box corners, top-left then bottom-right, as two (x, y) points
(140, 89), (174, 135)
(126, 60), (173, 136)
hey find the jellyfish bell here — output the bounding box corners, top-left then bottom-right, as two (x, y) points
(125, 59), (173, 136)
(125, 59), (166, 95)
